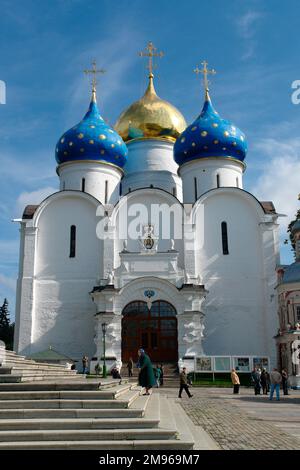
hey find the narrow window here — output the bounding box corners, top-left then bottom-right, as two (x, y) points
(128, 187), (131, 193)
(105, 180), (108, 204)
(194, 177), (198, 201)
(119, 182), (122, 196)
(69, 225), (76, 258)
(221, 221), (229, 255)
(81, 178), (85, 192)
(297, 306), (300, 323)
(217, 174), (220, 188)
(173, 186), (177, 197)
(150, 184), (154, 188)
(236, 177), (239, 188)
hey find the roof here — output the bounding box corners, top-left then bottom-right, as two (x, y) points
(282, 262), (300, 284)
(260, 201), (277, 214)
(28, 347), (74, 362)
(23, 205), (39, 219)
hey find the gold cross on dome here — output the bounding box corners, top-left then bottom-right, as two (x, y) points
(84, 60), (106, 92)
(139, 41), (164, 76)
(194, 60), (216, 92)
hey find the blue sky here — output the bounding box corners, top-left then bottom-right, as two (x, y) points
(1, 0), (300, 319)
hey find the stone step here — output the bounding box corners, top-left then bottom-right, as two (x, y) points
(0, 379), (124, 392)
(1, 361), (71, 370)
(0, 406), (146, 420)
(0, 390), (140, 409)
(0, 374), (84, 383)
(0, 384), (133, 401)
(0, 439), (193, 450)
(0, 428), (177, 442)
(3, 355), (68, 364)
(1, 368), (77, 376)
(0, 416), (159, 430)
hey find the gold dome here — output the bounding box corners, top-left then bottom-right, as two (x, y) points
(114, 74), (187, 143)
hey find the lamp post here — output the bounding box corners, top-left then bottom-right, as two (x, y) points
(101, 322), (107, 378)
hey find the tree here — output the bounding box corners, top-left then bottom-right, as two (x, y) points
(287, 209), (300, 254)
(0, 299), (14, 350)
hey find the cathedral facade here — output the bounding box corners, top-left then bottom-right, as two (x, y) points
(13, 54), (280, 371)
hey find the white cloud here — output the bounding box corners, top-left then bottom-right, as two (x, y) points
(16, 186), (57, 216)
(237, 11), (263, 39)
(0, 273), (16, 292)
(249, 137), (300, 234)
(236, 10), (264, 60)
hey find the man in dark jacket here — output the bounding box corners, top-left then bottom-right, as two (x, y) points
(251, 368), (261, 395)
(178, 367), (193, 398)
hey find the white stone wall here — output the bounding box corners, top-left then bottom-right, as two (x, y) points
(112, 188), (185, 268)
(179, 158), (244, 203)
(122, 140), (182, 200)
(193, 187), (278, 365)
(15, 191), (103, 361)
(58, 161), (122, 205)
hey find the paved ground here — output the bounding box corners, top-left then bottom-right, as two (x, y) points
(154, 387), (300, 450)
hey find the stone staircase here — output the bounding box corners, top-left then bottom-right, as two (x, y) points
(0, 379), (198, 449)
(122, 362), (180, 388)
(0, 349), (81, 383)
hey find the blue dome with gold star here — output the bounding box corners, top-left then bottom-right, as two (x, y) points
(174, 91), (247, 166)
(55, 90), (128, 168)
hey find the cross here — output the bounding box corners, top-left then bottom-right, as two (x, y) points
(194, 60), (216, 93)
(84, 60), (106, 92)
(139, 41), (164, 76)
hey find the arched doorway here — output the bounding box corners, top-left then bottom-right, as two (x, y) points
(121, 300), (178, 363)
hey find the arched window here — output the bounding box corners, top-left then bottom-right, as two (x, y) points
(119, 182), (122, 196)
(81, 178), (85, 192)
(105, 180), (108, 204)
(216, 174), (220, 188)
(69, 225), (76, 258)
(194, 177), (198, 201)
(221, 221), (229, 255)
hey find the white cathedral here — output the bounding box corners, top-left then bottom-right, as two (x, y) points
(13, 51), (280, 372)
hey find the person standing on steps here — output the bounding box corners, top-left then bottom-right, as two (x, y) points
(231, 368), (240, 394)
(82, 355), (89, 374)
(137, 349), (156, 395)
(127, 357), (133, 377)
(159, 363), (164, 386)
(178, 367), (193, 398)
(155, 364), (161, 387)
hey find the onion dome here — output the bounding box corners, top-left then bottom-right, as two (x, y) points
(114, 73), (187, 143)
(174, 90), (247, 166)
(56, 88), (128, 168)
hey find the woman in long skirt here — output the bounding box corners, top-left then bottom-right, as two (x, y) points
(137, 349), (156, 395)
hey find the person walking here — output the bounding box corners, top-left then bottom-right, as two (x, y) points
(127, 357), (133, 377)
(178, 367), (193, 398)
(251, 368), (261, 395)
(260, 368), (270, 395)
(269, 368), (282, 401)
(82, 355), (89, 374)
(137, 349), (156, 395)
(231, 368), (240, 394)
(155, 365), (161, 388)
(159, 364), (164, 386)
(281, 368), (289, 395)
